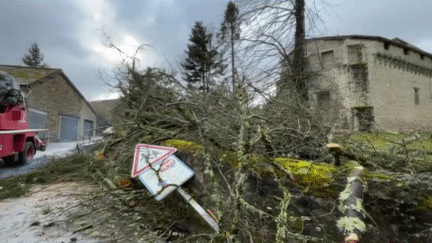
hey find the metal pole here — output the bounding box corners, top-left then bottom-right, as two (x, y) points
(176, 187), (220, 233)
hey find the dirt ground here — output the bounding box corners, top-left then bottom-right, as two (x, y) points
(0, 182), (150, 243)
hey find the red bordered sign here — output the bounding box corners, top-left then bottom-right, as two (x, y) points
(131, 144), (177, 177)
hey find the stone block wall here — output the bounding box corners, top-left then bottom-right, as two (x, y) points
(27, 73), (96, 140)
(306, 37), (432, 131)
(369, 42), (432, 131)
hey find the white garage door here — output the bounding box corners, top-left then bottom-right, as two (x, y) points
(28, 108), (48, 139)
(28, 108), (47, 129)
(59, 115), (78, 141)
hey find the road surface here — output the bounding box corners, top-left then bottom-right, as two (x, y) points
(0, 137), (103, 179)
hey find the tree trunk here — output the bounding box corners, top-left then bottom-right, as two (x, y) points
(337, 164), (366, 242)
(293, 0), (307, 102)
(231, 23), (236, 93)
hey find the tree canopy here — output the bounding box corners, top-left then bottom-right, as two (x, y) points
(22, 42), (48, 68)
(181, 21), (225, 92)
(219, 1), (240, 92)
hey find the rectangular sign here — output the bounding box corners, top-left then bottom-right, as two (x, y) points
(138, 155), (194, 200)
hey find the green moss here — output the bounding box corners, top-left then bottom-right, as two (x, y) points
(417, 196), (432, 211)
(163, 139), (204, 156)
(163, 139), (339, 197)
(274, 157), (337, 197)
(6, 69), (54, 81)
(162, 139), (393, 198)
(219, 151), (240, 167)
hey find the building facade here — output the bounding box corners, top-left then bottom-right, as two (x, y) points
(305, 35), (432, 131)
(0, 65), (97, 141)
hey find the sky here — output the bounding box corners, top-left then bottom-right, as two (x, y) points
(1, 0), (432, 102)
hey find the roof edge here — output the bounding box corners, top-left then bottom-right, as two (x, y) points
(0, 64), (61, 71)
(307, 35), (432, 58)
(32, 69), (98, 117)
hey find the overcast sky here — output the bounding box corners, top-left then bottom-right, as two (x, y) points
(1, 0), (431, 102)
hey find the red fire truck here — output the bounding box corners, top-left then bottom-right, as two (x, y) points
(0, 72), (47, 166)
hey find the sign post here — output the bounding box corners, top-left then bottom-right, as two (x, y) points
(132, 144), (220, 233)
(176, 187), (220, 233)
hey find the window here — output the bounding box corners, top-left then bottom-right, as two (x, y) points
(321, 50), (334, 70)
(348, 44), (364, 63)
(414, 87), (420, 105)
(352, 107), (374, 132)
(316, 91), (330, 108)
(430, 81), (432, 99)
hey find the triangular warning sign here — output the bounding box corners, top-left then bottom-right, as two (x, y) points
(131, 144), (177, 177)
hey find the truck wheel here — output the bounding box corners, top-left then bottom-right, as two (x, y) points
(18, 141), (35, 165)
(2, 155), (16, 167)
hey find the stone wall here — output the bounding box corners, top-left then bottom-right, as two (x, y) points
(306, 37), (432, 131)
(369, 41), (432, 131)
(27, 73), (96, 140)
(79, 99), (97, 139)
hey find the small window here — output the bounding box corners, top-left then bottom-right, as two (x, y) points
(316, 91), (330, 108)
(414, 87), (420, 105)
(321, 51), (334, 70)
(353, 106), (374, 132)
(430, 81), (432, 99)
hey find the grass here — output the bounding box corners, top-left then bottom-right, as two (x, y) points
(334, 131), (432, 172)
(346, 131), (432, 153)
(0, 147), (109, 200)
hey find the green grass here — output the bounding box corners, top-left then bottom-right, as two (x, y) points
(346, 132), (432, 153)
(334, 131), (432, 172)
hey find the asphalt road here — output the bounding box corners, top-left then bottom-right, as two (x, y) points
(0, 138), (102, 179)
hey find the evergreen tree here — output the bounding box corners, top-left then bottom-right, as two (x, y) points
(220, 1), (240, 93)
(22, 42), (48, 68)
(182, 22), (225, 92)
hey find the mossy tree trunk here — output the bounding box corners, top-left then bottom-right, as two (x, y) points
(337, 163), (367, 242)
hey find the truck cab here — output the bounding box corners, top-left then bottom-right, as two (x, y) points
(0, 71), (47, 166)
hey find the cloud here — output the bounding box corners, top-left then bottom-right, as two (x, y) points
(320, 0), (432, 52)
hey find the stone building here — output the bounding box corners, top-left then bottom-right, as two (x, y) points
(304, 35), (432, 131)
(0, 65), (97, 141)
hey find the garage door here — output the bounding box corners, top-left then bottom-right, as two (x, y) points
(28, 108), (48, 139)
(84, 119), (94, 138)
(28, 108), (47, 129)
(59, 115), (78, 141)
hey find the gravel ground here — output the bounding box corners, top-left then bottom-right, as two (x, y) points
(0, 183), (103, 243)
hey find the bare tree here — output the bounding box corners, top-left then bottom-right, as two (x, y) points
(233, 0), (324, 102)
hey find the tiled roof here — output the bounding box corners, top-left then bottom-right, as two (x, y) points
(0, 65), (60, 85)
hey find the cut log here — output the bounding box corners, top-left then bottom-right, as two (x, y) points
(337, 163), (366, 242)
